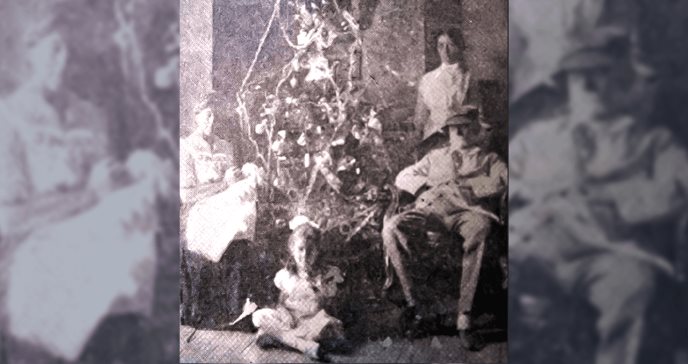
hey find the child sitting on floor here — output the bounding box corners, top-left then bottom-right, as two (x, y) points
(252, 220), (348, 361)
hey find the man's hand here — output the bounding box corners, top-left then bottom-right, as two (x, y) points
(458, 185), (477, 204)
(451, 150), (463, 172)
(585, 198), (627, 239)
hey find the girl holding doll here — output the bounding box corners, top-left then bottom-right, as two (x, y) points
(252, 220), (349, 361)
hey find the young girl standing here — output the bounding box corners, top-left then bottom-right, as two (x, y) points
(252, 222), (348, 361)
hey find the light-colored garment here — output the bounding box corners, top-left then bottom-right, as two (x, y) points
(0, 82), (162, 363)
(509, 115), (688, 252)
(383, 208), (491, 315)
(581, 118), (688, 224)
(384, 144), (504, 316)
(0, 92), (107, 202)
(184, 176), (258, 262)
(252, 266), (344, 354)
(507, 114), (684, 364)
(415, 63), (471, 141)
(180, 134), (234, 187)
(252, 307), (340, 354)
(509, 116), (584, 203)
(5, 150), (171, 362)
(273, 266), (342, 320)
(180, 133), (256, 262)
(509, 117), (623, 263)
(22, 123), (81, 194)
(0, 119), (32, 204)
(395, 145), (507, 217)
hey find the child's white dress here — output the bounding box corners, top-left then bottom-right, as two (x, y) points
(252, 266), (344, 352)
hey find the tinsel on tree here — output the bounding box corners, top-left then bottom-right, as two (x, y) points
(235, 0), (396, 244)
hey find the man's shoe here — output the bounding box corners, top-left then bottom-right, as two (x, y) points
(256, 334), (287, 350)
(459, 330), (486, 352)
(180, 305), (191, 325)
(320, 337), (354, 355)
(304, 345), (331, 362)
(401, 305), (429, 338)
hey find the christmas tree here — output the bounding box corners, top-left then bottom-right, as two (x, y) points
(235, 0), (400, 249)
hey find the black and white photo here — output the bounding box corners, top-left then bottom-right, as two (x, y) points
(179, 0), (508, 362)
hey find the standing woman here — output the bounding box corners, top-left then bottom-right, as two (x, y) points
(414, 28), (478, 157)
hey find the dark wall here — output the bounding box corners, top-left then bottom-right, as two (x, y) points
(361, 0), (425, 125)
(637, 0), (688, 143)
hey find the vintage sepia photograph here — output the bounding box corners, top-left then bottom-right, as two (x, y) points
(180, 0), (507, 362)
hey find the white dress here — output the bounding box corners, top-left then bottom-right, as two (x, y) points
(0, 95), (170, 362)
(181, 135), (257, 263)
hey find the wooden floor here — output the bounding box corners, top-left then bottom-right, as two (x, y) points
(180, 326), (507, 363)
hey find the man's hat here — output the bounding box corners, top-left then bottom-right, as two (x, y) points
(444, 105), (480, 128)
(558, 27), (631, 73)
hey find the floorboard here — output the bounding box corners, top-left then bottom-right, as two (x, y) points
(179, 325), (507, 363)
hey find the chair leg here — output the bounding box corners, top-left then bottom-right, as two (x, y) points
(382, 254), (394, 290)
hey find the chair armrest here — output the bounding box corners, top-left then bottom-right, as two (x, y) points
(675, 212), (688, 282)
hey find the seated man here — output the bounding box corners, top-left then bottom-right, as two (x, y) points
(382, 107), (507, 349)
(509, 28), (685, 364)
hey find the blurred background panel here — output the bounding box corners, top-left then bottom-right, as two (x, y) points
(509, 1), (688, 364)
(0, 0), (179, 363)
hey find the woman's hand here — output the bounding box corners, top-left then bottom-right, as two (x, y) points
(224, 167), (241, 184)
(181, 181), (229, 206)
(87, 159), (133, 197)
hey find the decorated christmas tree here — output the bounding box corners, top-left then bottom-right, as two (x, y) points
(234, 0), (400, 249)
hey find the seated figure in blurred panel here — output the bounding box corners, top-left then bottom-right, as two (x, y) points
(509, 27), (688, 364)
(0, 17), (172, 363)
